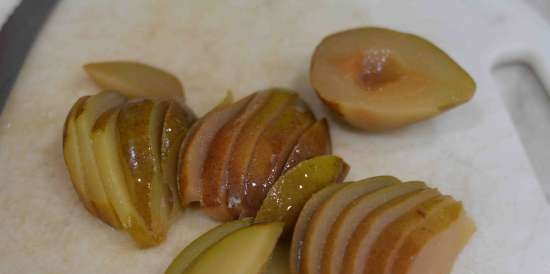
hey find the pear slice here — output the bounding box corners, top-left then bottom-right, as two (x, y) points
(161, 101), (196, 218)
(310, 27), (476, 131)
(364, 196), (452, 274)
(200, 92), (269, 221)
(241, 103), (316, 217)
(342, 186), (440, 274)
(165, 218), (253, 274)
(75, 91), (126, 228)
(290, 183), (347, 274)
(178, 94), (253, 205)
(298, 176), (401, 274)
(264, 241), (291, 274)
(92, 107), (157, 247)
(117, 98), (169, 239)
(321, 182), (430, 274)
(255, 155), (349, 234)
(226, 89), (297, 218)
(63, 96), (96, 216)
(390, 201), (475, 274)
(84, 61), (184, 99)
(283, 119), (331, 173)
(180, 222), (284, 274)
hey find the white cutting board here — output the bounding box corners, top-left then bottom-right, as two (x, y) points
(1, 0), (549, 273)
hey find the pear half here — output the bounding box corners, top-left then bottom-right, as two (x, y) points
(311, 27), (476, 131)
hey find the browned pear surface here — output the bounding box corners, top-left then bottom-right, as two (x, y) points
(241, 103), (315, 217)
(290, 183), (348, 274)
(226, 89), (297, 218)
(390, 202), (475, 274)
(92, 107), (158, 247)
(364, 196), (452, 274)
(320, 182), (429, 274)
(283, 118), (331, 173)
(178, 95), (253, 206)
(84, 61), (185, 99)
(63, 96), (96, 216)
(300, 176), (401, 274)
(201, 92), (269, 221)
(342, 186), (440, 274)
(117, 99), (169, 239)
(160, 101), (196, 218)
(311, 27), (476, 131)
(75, 91), (126, 228)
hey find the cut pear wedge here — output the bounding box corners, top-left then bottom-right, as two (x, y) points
(300, 176), (400, 274)
(323, 182), (431, 274)
(283, 118), (331, 173)
(117, 98), (169, 239)
(92, 107), (157, 247)
(364, 196), (451, 274)
(290, 183), (347, 274)
(63, 96), (96, 216)
(180, 222), (284, 274)
(161, 101), (196, 218)
(201, 92), (268, 221)
(75, 91), (126, 228)
(178, 95), (253, 206)
(84, 61), (184, 99)
(165, 218), (253, 274)
(255, 155), (349, 234)
(343, 186), (440, 274)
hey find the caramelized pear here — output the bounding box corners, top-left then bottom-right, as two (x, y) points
(74, 91), (126, 228)
(255, 155), (348, 234)
(390, 201), (475, 274)
(283, 119), (331, 173)
(117, 98), (169, 240)
(226, 89), (297, 218)
(63, 96), (96, 216)
(92, 107), (157, 247)
(201, 92), (269, 221)
(84, 61), (184, 99)
(161, 101), (196, 218)
(323, 182), (432, 274)
(310, 27), (476, 131)
(299, 176), (400, 274)
(165, 218), (253, 274)
(178, 95), (253, 205)
(241, 103), (315, 217)
(364, 196), (451, 274)
(180, 223), (284, 274)
(342, 186), (439, 274)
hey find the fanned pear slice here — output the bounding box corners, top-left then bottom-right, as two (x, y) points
(342, 186), (440, 274)
(84, 61), (185, 99)
(201, 92), (269, 221)
(117, 98), (169, 240)
(283, 118), (331, 173)
(321, 182), (429, 274)
(310, 27), (476, 131)
(92, 108), (157, 247)
(180, 222), (284, 274)
(227, 89), (297, 218)
(290, 183), (347, 274)
(161, 101), (196, 218)
(63, 96), (96, 216)
(390, 201), (475, 274)
(241, 103), (316, 217)
(255, 155), (349, 234)
(364, 196), (452, 274)
(75, 91), (126, 228)
(165, 218), (253, 274)
(178, 95), (253, 205)
(300, 176), (401, 274)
